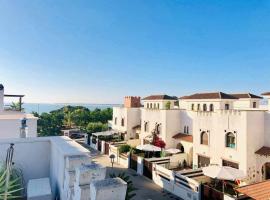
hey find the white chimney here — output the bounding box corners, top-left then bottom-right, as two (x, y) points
(0, 84), (4, 113)
(262, 92), (270, 111)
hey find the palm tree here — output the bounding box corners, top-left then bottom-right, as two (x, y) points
(10, 102), (24, 112)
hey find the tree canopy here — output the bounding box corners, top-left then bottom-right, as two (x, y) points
(33, 106), (112, 136)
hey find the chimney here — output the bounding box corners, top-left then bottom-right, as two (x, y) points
(124, 96), (141, 108)
(262, 92), (270, 111)
(0, 84), (4, 112)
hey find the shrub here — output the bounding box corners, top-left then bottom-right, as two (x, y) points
(118, 144), (131, 154)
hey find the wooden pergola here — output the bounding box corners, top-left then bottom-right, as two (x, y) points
(4, 94), (25, 111)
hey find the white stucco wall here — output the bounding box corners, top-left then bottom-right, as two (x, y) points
(141, 108), (181, 148)
(193, 110), (248, 172)
(0, 113), (37, 139)
(0, 136), (90, 199)
(112, 107), (141, 139)
(0, 88), (3, 113)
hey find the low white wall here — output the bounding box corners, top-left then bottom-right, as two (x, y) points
(152, 163), (200, 200)
(0, 138), (50, 183)
(0, 136), (90, 200)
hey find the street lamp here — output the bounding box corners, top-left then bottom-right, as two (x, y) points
(109, 154), (115, 168)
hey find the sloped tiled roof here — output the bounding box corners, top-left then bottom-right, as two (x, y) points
(236, 180), (270, 200)
(262, 92), (270, 96)
(179, 92), (237, 100)
(255, 146), (270, 156)
(172, 133), (193, 143)
(230, 93), (262, 99)
(142, 95), (178, 100)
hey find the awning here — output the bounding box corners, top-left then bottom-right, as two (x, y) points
(92, 131), (115, 137)
(255, 146), (270, 156)
(236, 180), (270, 200)
(172, 133), (193, 143)
(202, 165), (245, 181)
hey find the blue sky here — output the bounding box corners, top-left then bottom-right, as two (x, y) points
(0, 0), (270, 103)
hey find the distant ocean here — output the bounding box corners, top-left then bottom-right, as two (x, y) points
(22, 103), (120, 114)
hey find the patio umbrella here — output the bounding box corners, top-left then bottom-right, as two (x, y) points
(202, 165), (245, 181)
(202, 165), (246, 193)
(165, 148), (181, 154)
(136, 144), (161, 152)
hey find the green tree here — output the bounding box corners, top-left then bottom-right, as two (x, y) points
(10, 102), (24, 111)
(86, 122), (108, 134)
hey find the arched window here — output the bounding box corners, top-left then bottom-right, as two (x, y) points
(150, 103), (152, 109)
(114, 117), (117, 125)
(157, 103), (160, 109)
(210, 104), (214, 112)
(144, 122), (149, 132)
(191, 104), (194, 111)
(147, 103), (149, 108)
(187, 126), (189, 134)
(197, 104), (201, 111)
(121, 118), (124, 126)
(156, 123), (161, 134)
(226, 132), (236, 148)
(184, 126), (187, 133)
(200, 131), (209, 145)
(203, 104), (207, 111)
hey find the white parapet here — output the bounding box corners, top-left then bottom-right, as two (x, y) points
(75, 163), (106, 185)
(27, 177), (52, 200)
(65, 155), (92, 171)
(73, 163), (107, 200)
(90, 177), (127, 200)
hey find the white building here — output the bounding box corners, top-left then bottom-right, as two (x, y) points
(0, 84), (38, 139)
(113, 91), (270, 184)
(111, 96), (141, 140)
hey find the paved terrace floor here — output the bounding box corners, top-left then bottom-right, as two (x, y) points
(78, 142), (183, 200)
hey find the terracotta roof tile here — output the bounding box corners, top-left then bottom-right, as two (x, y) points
(230, 93), (262, 99)
(236, 180), (270, 200)
(179, 92), (238, 100)
(172, 133), (193, 143)
(142, 95), (178, 100)
(255, 146), (270, 156)
(262, 92), (270, 96)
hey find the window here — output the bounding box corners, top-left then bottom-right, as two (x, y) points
(156, 124), (161, 134)
(121, 118), (125, 126)
(210, 104), (214, 112)
(203, 104), (207, 111)
(225, 104), (230, 110)
(200, 131), (209, 145)
(154, 103), (156, 109)
(222, 160), (239, 169)
(197, 104), (201, 111)
(114, 117), (117, 125)
(191, 104), (194, 111)
(150, 103), (152, 109)
(226, 132), (236, 148)
(184, 126), (187, 133)
(144, 122), (149, 132)
(198, 155), (210, 168)
(253, 102), (257, 108)
(157, 103), (160, 109)
(147, 103), (149, 108)
(187, 126), (189, 134)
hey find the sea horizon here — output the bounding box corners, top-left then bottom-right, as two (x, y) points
(11, 103), (121, 114)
